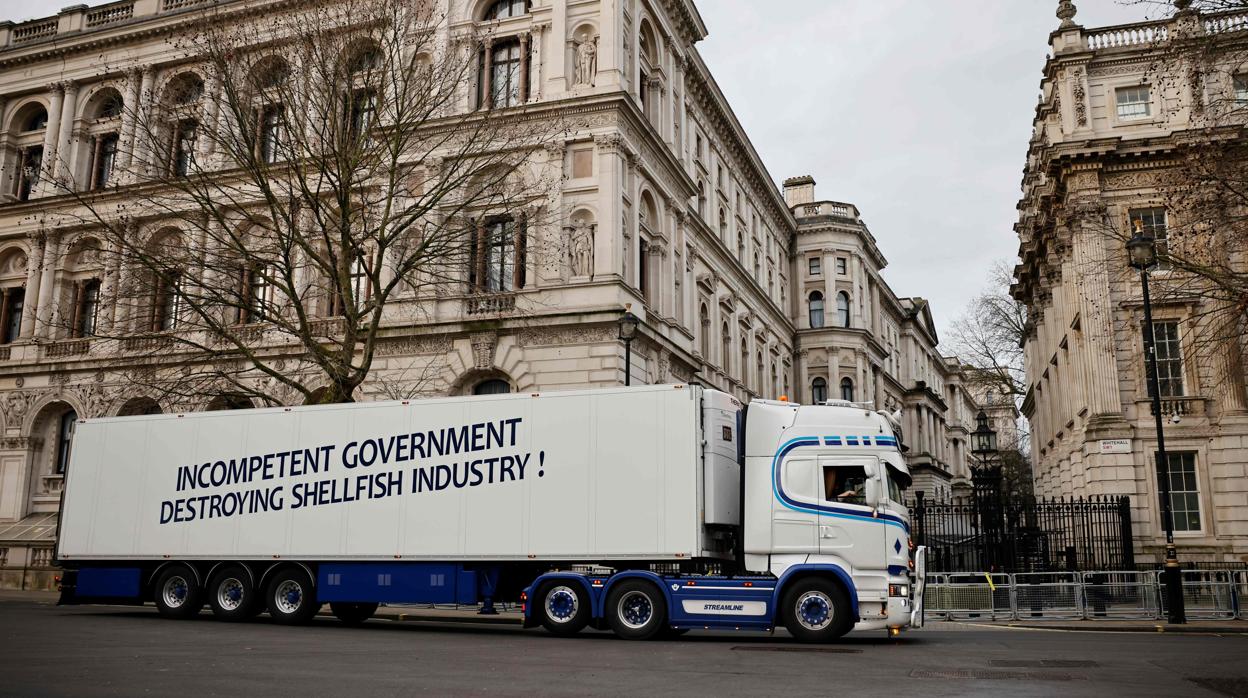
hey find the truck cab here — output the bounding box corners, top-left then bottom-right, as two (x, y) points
(742, 398), (920, 635)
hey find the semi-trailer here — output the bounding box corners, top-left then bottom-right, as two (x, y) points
(55, 383), (926, 641)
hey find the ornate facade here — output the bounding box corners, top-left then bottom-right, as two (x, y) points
(0, 0), (977, 589)
(784, 176), (979, 502)
(1013, 3), (1248, 563)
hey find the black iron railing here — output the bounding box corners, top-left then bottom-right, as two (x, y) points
(910, 491), (1135, 573)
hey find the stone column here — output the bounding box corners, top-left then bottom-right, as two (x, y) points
(518, 32), (531, 102)
(528, 24), (544, 101)
(199, 70), (221, 160)
(53, 80), (80, 186)
(796, 349), (809, 403)
(551, 1), (568, 94)
(117, 67), (142, 170)
(593, 134), (621, 281)
(97, 242), (120, 333)
(33, 232), (62, 338)
(133, 67), (157, 177)
(0, 95), (9, 196)
(19, 234), (45, 338)
(0, 288), (10, 340)
(481, 38), (495, 109)
(37, 83), (66, 196)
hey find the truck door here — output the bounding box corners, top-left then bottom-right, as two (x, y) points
(771, 456), (819, 553)
(816, 456), (885, 570)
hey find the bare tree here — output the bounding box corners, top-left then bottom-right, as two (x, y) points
(948, 260), (1029, 401)
(38, 0), (570, 406)
(1082, 1), (1248, 401)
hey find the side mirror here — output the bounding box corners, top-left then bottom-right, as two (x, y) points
(865, 477), (881, 507)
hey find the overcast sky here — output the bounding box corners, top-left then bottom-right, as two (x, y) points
(10, 0), (1160, 339)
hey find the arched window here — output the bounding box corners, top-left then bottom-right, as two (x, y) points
(206, 394), (254, 411)
(56, 410), (78, 474)
(837, 291), (850, 328)
(73, 278), (102, 338)
(483, 0), (529, 20)
(469, 216), (526, 293)
(473, 379), (512, 395)
(811, 378), (828, 404)
(808, 291), (824, 328)
(699, 303), (710, 358)
(697, 180), (707, 217)
(718, 208), (727, 241)
(841, 377), (854, 402)
(721, 322), (731, 371)
(12, 104), (49, 201)
(20, 105), (49, 132)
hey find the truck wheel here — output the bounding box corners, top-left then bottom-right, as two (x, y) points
(266, 568), (318, 625)
(780, 578), (852, 643)
(208, 566), (256, 621)
(605, 580), (667, 641)
(153, 566), (203, 620)
(538, 583), (590, 636)
(331, 602), (379, 626)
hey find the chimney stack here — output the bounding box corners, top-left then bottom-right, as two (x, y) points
(783, 175), (816, 207)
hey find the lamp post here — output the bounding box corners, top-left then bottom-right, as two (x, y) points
(617, 304), (640, 387)
(969, 409), (1003, 570)
(1128, 221), (1186, 624)
(970, 410), (999, 466)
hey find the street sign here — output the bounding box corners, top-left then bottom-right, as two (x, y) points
(1099, 439), (1132, 454)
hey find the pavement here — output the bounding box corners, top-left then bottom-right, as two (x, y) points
(2, 590), (1248, 696)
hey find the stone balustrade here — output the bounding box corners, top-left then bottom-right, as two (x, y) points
(43, 338), (90, 358)
(0, 0), (219, 51)
(86, 1), (136, 28)
(466, 293), (517, 315)
(1086, 21), (1168, 50)
(795, 201), (859, 221)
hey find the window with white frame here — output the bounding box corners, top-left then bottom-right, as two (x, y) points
(1235, 74), (1248, 105)
(1116, 85), (1152, 121)
(1129, 207), (1169, 269)
(808, 257), (821, 276)
(1159, 452), (1201, 532)
(1150, 321), (1184, 397)
(836, 257), (847, 275)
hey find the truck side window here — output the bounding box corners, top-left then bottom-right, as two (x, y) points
(822, 465), (867, 505)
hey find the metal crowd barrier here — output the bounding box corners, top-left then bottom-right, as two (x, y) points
(1081, 571), (1161, 620)
(935, 573), (1013, 621)
(1238, 571), (1247, 620)
(1012, 572), (1083, 620)
(921, 570), (1245, 622)
(1159, 570), (1238, 621)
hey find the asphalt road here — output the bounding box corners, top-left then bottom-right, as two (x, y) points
(1, 596), (1246, 697)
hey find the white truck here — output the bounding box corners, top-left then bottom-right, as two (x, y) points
(56, 384), (926, 641)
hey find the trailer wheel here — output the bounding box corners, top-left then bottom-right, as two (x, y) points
(266, 568), (318, 625)
(780, 578), (852, 643)
(537, 583), (590, 636)
(153, 566), (203, 620)
(207, 566), (257, 621)
(331, 602), (379, 626)
(605, 580), (667, 641)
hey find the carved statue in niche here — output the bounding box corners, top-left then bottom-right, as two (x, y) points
(567, 220), (595, 278)
(574, 36), (598, 87)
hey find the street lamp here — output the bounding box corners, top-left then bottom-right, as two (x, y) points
(970, 410), (998, 464)
(617, 304), (640, 387)
(1128, 220), (1186, 624)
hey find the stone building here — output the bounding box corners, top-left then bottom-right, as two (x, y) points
(0, 0), (975, 589)
(784, 176), (978, 502)
(1012, 2), (1248, 563)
